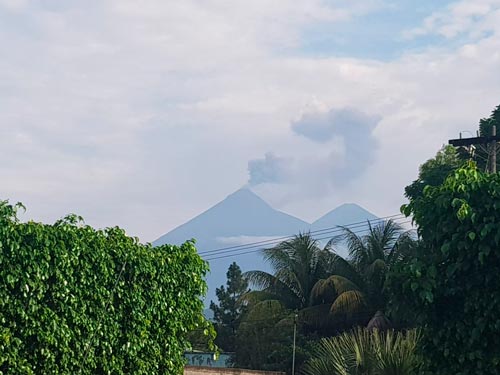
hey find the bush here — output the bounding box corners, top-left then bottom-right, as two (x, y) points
(0, 201), (213, 374)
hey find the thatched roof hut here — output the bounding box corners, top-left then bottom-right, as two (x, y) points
(367, 310), (391, 331)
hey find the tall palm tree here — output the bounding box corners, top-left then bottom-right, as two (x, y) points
(243, 233), (334, 311)
(331, 219), (415, 313)
(241, 222), (415, 330)
(241, 233), (366, 329)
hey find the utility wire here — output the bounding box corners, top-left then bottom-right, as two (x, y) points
(205, 219), (413, 262)
(199, 214), (408, 257)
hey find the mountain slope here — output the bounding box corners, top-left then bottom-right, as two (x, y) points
(154, 188), (309, 249)
(153, 188), (309, 304)
(153, 190), (379, 306)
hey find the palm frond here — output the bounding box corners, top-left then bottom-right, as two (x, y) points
(326, 252), (365, 288)
(243, 270), (301, 309)
(241, 299), (285, 323)
(238, 290), (279, 307)
(243, 270), (277, 290)
(303, 328), (421, 375)
(298, 304), (337, 329)
(310, 275), (362, 305)
(374, 328), (422, 375)
(337, 225), (369, 268)
(365, 258), (387, 279)
(302, 327), (376, 375)
(330, 290), (368, 317)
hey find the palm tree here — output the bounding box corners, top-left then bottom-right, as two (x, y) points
(241, 233), (367, 329)
(300, 220), (415, 326)
(243, 233), (333, 310)
(331, 219), (415, 315)
(302, 327), (422, 375)
(241, 222), (415, 330)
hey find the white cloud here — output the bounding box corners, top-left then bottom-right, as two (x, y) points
(1, 0), (500, 242)
(0, 0), (28, 11)
(404, 0), (500, 39)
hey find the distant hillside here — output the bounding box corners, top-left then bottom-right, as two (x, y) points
(153, 188), (378, 305)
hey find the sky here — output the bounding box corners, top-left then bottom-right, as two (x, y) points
(1, 0), (500, 242)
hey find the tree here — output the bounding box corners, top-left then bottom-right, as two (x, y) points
(242, 229), (416, 334)
(387, 165), (500, 374)
(0, 201), (213, 374)
(209, 262), (248, 352)
(333, 219), (415, 315)
(405, 145), (464, 202)
(474, 104), (500, 172)
(243, 233), (335, 311)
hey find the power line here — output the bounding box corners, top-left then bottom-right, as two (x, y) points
(205, 219), (413, 261)
(205, 219), (413, 262)
(203, 216), (412, 260)
(199, 214), (408, 257)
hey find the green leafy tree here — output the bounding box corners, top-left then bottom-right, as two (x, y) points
(209, 262), (248, 352)
(233, 300), (313, 374)
(405, 145), (464, 202)
(387, 165), (500, 374)
(0, 201), (213, 375)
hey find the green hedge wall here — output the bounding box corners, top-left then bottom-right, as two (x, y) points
(0, 201), (212, 374)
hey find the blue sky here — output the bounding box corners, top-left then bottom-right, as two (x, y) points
(299, 0), (458, 60)
(1, 0), (500, 241)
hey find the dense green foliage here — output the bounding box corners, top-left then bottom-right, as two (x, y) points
(0, 201), (213, 374)
(405, 145), (464, 202)
(233, 300), (310, 372)
(388, 165), (500, 374)
(209, 262), (248, 352)
(475, 104), (500, 172)
(303, 327), (421, 375)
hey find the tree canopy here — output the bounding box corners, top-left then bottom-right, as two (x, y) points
(388, 165), (500, 374)
(209, 262), (248, 352)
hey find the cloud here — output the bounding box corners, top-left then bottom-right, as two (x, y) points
(245, 107), (382, 218)
(292, 107), (381, 182)
(404, 0), (500, 40)
(292, 107), (381, 143)
(1, 0), (500, 243)
(247, 153), (292, 185)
